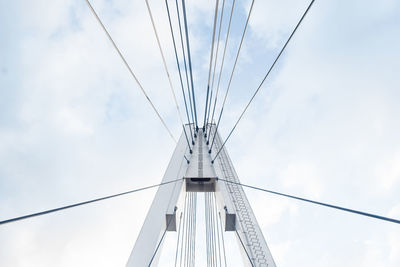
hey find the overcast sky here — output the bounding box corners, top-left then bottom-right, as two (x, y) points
(1, 0), (400, 266)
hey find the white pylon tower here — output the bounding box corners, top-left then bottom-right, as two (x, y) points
(126, 124), (276, 267)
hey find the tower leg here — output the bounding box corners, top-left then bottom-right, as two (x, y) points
(126, 132), (189, 267)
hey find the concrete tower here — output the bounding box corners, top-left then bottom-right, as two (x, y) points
(127, 124), (275, 267)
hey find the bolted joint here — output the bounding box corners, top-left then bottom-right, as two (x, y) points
(189, 149), (193, 154)
(206, 141), (209, 145)
(211, 160), (214, 164)
(208, 149), (211, 154)
(192, 141), (195, 145)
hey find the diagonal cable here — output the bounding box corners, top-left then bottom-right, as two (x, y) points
(219, 178), (400, 225)
(165, 0), (195, 145)
(145, 0), (192, 150)
(205, 0), (226, 135)
(175, 0), (195, 134)
(218, 212), (228, 267)
(224, 206), (255, 266)
(85, 0), (177, 143)
(207, 0), (236, 143)
(179, 193), (188, 266)
(174, 212), (183, 266)
(235, 230), (255, 267)
(0, 178), (182, 226)
(203, 0), (220, 129)
(181, 0), (199, 129)
(148, 207), (177, 266)
(212, 0), (316, 161)
(208, 0), (254, 152)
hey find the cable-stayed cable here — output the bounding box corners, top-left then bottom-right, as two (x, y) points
(212, 0), (316, 161)
(85, 0), (177, 143)
(206, 192), (217, 267)
(209, 192), (216, 266)
(174, 212), (183, 267)
(175, 0), (196, 134)
(165, 0), (195, 144)
(213, 193), (222, 266)
(205, 0), (226, 135)
(148, 207), (177, 266)
(182, 125), (193, 154)
(235, 230), (255, 267)
(205, 193), (211, 266)
(190, 192), (197, 266)
(188, 193), (193, 266)
(179, 193), (188, 266)
(0, 178), (182, 226)
(218, 212), (227, 267)
(219, 178), (400, 225)
(203, 0), (220, 130)
(193, 192), (197, 266)
(184, 192), (190, 266)
(208, 0), (254, 152)
(181, 0), (199, 130)
(224, 206), (255, 266)
(145, 0), (192, 150)
(208, 194), (213, 267)
(207, 0), (236, 143)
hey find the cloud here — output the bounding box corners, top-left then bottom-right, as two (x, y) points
(1, 0), (400, 266)
(249, 0), (310, 48)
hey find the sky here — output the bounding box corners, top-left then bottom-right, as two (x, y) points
(0, 0), (399, 266)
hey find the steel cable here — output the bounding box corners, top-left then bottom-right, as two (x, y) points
(214, 193), (222, 266)
(0, 178), (182, 225)
(205, 193), (211, 266)
(223, 206), (255, 266)
(85, 0), (177, 143)
(165, 0), (195, 144)
(205, 0), (226, 135)
(209, 0), (254, 152)
(209, 193), (215, 266)
(211, 192), (217, 266)
(211, 0), (316, 162)
(175, 0), (196, 134)
(181, 0), (199, 129)
(145, 0), (192, 150)
(223, 207), (255, 266)
(235, 230), (255, 267)
(193, 192), (197, 266)
(207, 0), (236, 143)
(218, 212), (228, 267)
(148, 207), (177, 266)
(188, 192), (193, 267)
(174, 212), (183, 267)
(203, 0), (220, 129)
(179, 193), (188, 267)
(184, 192), (191, 266)
(219, 178), (400, 225)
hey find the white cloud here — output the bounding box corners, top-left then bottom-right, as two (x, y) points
(375, 156), (400, 192)
(280, 161), (323, 198)
(1, 0), (400, 266)
(249, 0), (310, 48)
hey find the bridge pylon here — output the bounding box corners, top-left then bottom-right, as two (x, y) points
(127, 124), (276, 267)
